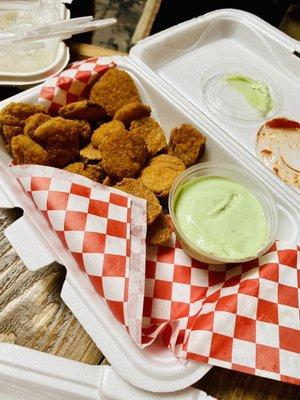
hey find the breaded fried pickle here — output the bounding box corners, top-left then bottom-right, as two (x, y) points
(0, 114), (25, 127)
(91, 120), (125, 149)
(147, 213), (172, 246)
(11, 135), (51, 166)
(89, 68), (141, 116)
(102, 176), (114, 186)
(80, 143), (102, 162)
(0, 102), (48, 144)
(24, 113), (51, 139)
(33, 117), (80, 168)
(100, 130), (148, 179)
(115, 178), (162, 224)
(64, 162), (105, 182)
(74, 119), (92, 146)
(58, 100), (107, 122)
(114, 102), (151, 127)
(140, 154), (185, 197)
(0, 102), (48, 121)
(2, 125), (23, 144)
(169, 124), (206, 167)
(130, 117), (167, 156)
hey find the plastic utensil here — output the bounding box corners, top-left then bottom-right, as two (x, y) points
(0, 17), (116, 45)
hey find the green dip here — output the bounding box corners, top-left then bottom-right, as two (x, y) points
(174, 176), (269, 260)
(226, 74), (273, 116)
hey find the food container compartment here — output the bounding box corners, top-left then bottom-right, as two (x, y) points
(0, 0), (70, 86)
(131, 9), (300, 201)
(0, 54), (299, 392)
(169, 162), (278, 264)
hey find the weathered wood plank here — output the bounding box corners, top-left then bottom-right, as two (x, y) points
(194, 366), (299, 400)
(0, 208), (102, 365)
(69, 42), (126, 60)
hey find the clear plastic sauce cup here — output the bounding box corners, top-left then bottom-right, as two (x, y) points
(169, 162), (278, 264)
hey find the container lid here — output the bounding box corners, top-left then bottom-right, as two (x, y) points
(130, 9), (300, 205)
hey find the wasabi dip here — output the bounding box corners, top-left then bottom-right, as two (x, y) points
(174, 176), (269, 260)
(226, 74), (273, 116)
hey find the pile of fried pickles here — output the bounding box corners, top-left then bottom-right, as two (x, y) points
(0, 67), (206, 245)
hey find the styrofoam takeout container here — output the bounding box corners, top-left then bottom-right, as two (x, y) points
(0, 343), (214, 399)
(0, 9), (299, 397)
(131, 8), (300, 203)
(0, 0), (70, 86)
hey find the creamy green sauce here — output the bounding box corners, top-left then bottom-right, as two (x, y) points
(174, 176), (269, 260)
(226, 74), (273, 116)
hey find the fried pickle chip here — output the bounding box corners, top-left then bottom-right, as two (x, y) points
(2, 125), (23, 144)
(11, 135), (51, 166)
(0, 102), (48, 144)
(74, 119), (92, 147)
(100, 130), (148, 180)
(146, 213), (172, 246)
(113, 102), (151, 128)
(64, 162), (105, 182)
(130, 117), (167, 156)
(115, 178), (162, 224)
(102, 176), (113, 186)
(0, 114), (24, 126)
(33, 117), (80, 168)
(91, 120), (125, 149)
(80, 143), (102, 163)
(140, 154), (185, 197)
(168, 124), (206, 167)
(24, 113), (51, 139)
(58, 100), (107, 122)
(0, 102), (48, 121)
(89, 68), (141, 116)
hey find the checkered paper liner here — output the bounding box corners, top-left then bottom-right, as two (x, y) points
(38, 57), (115, 113)
(143, 238), (300, 384)
(12, 58), (300, 384)
(11, 165), (147, 346)
(12, 166), (300, 385)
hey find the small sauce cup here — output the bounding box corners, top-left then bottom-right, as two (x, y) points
(169, 162), (278, 264)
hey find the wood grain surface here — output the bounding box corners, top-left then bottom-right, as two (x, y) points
(0, 208), (102, 365)
(0, 43), (299, 400)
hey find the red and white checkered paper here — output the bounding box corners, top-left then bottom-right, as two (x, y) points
(12, 57), (300, 384)
(143, 238), (300, 384)
(12, 165), (147, 346)
(38, 57), (115, 114)
(12, 165), (300, 385)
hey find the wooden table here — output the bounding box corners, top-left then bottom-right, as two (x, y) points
(0, 43), (298, 400)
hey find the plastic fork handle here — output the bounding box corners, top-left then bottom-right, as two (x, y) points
(101, 366), (216, 400)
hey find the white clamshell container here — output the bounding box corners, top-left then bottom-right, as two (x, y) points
(0, 343), (214, 399)
(131, 9), (300, 203)
(0, 9), (299, 398)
